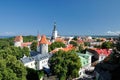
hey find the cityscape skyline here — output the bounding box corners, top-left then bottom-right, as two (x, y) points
(0, 0), (120, 36)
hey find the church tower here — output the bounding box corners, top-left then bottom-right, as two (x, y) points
(51, 22), (58, 42)
(38, 35), (48, 54)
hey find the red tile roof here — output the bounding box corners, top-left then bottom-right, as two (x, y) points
(50, 44), (74, 53)
(94, 49), (112, 56)
(39, 35), (48, 44)
(21, 42), (32, 47)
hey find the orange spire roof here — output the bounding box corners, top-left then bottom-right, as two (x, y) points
(39, 35), (48, 44)
(14, 35), (23, 42)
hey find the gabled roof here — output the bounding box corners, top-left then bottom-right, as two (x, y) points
(91, 48), (112, 56)
(50, 44), (74, 53)
(21, 42), (32, 47)
(39, 35), (48, 44)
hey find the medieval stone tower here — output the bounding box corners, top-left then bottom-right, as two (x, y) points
(37, 35), (48, 54)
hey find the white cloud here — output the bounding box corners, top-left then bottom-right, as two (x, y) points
(107, 31), (120, 35)
(0, 32), (15, 36)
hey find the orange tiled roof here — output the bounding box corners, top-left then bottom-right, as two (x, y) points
(55, 37), (65, 43)
(50, 44), (74, 53)
(50, 47), (63, 53)
(14, 35), (23, 42)
(95, 49), (112, 56)
(39, 35), (48, 44)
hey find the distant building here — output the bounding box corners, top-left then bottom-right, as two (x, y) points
(14, 35), (32, 49)
(77, 52), (93, 77)
(94, 50), (120, 80)
(95, 49), (112, 62)
(87, 48), (112, 63)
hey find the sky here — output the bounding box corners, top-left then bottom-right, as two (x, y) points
(0, 0), (120, 36)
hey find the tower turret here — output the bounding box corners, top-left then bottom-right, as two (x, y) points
(38, 35), (48, 54)
(14, 35), (23, 47)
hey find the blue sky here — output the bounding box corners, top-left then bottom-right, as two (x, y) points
(0, 0), (120, 36)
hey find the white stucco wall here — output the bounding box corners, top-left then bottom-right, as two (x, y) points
(37, 58), (49, 70)
(14, 42), (22, 47)
(24, 60), (36, 69)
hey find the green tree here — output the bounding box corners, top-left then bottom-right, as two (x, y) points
(70, 41), (78, 47)
(49, 50), (81, 79)
(84, 42), (90, 47)
(4, 46), (30, 60)
(101, 41), (113, 49)
(72, 36), (78, 41)
(0, 40), (10, 49)
(78, 44), (84, 53)
(49, 42), (65, 51)
(22, 47), (30, 57)
(0, 53), (27, 80)
(23, 35), (36, 42)
(30, 41), (37, 51)
(0, 37), (14, 49)
(26, 68), (44, 80)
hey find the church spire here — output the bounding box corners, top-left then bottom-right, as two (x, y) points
(51, 22), (58, 42)
(53, 22), (56, 31)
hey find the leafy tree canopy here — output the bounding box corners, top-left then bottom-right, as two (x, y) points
(78, 44), (84, 53)
(30, 41), (37, 51)
(2, 46), (30, 60)
(26, 68), (44, 80)
(23, 35), (36, 42)
(84, 42), (90, 47)
(49, 42), (65, 51)
(101, 41), (113, 49)
(70, 41), (78, 47)
(49, 50), (81, 79)
(0, 53), (27, 80)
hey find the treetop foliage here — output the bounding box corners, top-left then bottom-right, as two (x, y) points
(49, 50), (81, 79)
(101, 41), (113, 49)
(49, 41), (65, 52)
(0, 53), (27, 80)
